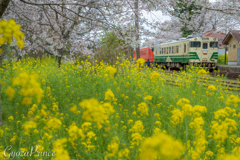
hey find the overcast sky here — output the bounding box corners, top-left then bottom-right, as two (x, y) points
(143, 11), (171, 23)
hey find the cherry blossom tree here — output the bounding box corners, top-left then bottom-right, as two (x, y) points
(4, 0), (124, 66)
(1, 0), (240, 64)
(164, 0), (240, 34)
(97, 0), (166, 59)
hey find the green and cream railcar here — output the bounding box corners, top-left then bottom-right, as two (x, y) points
(154, 37), (218, 69)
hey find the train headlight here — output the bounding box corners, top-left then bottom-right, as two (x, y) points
(211, 59), (215, 61)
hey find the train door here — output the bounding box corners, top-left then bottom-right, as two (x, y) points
(203, 43), (208, 54)
(202, 42), (208, 62)
(184, 43), (186, 53)
(151, 47), (154, 62)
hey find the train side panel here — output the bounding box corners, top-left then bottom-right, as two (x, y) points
(154, 37), (218, 68)
(154, 40), (190, 63)
(134, 48), (154, 62)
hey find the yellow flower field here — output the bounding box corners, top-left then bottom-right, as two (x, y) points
(0, 56), (240, 160)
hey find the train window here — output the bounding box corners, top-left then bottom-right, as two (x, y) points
(164, 48), (166, 54)
(184, 44), (186, 53)
(190, 41), (201, 47)
(210, 42), (218, 48)
(167, 47), (168, 54)
(177, 46), (179, 53)
(202, 38), (209, 40)
(169, 47), (171, 54)
(203, 43), (208, 49)
(233, 45), (236, 48)
(172, 47), (174, 54)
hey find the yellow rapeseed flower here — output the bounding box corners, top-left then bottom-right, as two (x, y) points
(5, 86), (15, 100)
(105, 89), (115, 101)
(137, 102), (149, 116)
(22, 121), (37, 135)
(208, 85), (217, 91)
(46, 118), (62, 130)
(140, 132), (184, 160)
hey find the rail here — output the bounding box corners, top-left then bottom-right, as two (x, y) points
(159, 70), (240, 93)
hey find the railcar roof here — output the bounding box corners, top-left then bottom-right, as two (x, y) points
(155, 37), (218, 46)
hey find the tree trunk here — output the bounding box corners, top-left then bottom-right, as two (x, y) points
(17, 55), (22, 62)
(135, 0), (140, 59)
(0, 0), (11, 18)
(58, 56), (62, 68)
(57, 48), (64, 68)
(40, 51), (43, 62)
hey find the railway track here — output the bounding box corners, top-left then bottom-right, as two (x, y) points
(165, 69), (240, 80)
(209, 71), (240, 80)
(161, 70), (240, 93)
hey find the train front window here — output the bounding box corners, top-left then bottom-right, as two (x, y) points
(210, 42), (218, 48)
(203, 43), (208, 49)
(190, 41), (201, 47)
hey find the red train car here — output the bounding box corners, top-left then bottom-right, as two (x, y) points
(133, 47), (154, 62)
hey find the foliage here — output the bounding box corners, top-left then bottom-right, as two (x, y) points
(94, 31), (132, 65)
(172, 0), (203, 37)
(217, 53), (228, 65)
(0, 56), (240, 159)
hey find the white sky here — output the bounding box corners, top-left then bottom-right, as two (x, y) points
(143, 11), (171, 23)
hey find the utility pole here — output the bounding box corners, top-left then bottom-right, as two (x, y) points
(135, 0), (140, 59)
(225, 46), (227, 65)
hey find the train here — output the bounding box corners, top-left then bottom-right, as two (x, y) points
(134, 36), (218, 69)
